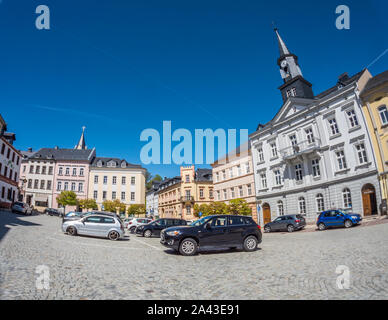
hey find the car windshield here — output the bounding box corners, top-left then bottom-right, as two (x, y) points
(65, 212), (82, 217)
(191, 216), (213, 226)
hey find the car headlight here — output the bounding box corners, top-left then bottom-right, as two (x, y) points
(166, 230), (181, 236)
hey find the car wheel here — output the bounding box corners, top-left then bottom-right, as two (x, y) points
(264, 226), (271, 233)
(130, 226), (136, 234)
(344, 220), (353, 228)
(318, 223), (326, 231)
(179, 238), (198, 256)
(144, 230), (152, 238)
(108, 231), (120, 241)
(287, 225), (295, 233)
(243, 236), (258, 252)
(67, 226), (77, 236)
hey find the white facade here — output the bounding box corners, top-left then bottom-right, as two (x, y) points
(250, 70), (381, 224)
(146, 190), (159, 218)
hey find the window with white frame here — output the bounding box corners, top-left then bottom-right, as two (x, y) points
(257, 148), (264, 162)
(122, 176), (126, 185)
(58, 167), (63, 175)
(378, 105), (388, 125)
(355, 143), (368, 164)
(103, 176), (107, 184)
(94, 175), (98, 183)
(245, 161), (250, 173)
(274, 169), (282, 186)
(103, 191), (107, 200)
(64, 182), (69, 191)
(335, 150), (347, 170)
(346, 109), (359, 128)
(78, 183), (83, 192)
(215, 172), (219, 182)
(237, 165), (242, 176)
(270, 142), (278, 158)
(247, 184), (252, 196)
(343, 188), (352, 208)
(112, 176), (117, 185)
(57, 181), (62, 191)
(209, 189), (213, 198)
(229, 167), (234, 178)
(131, 192), (135, 201)
(231, 187), (235, 198)
(79, 168), (84, 176)
(295, 163), (303, 181)
(328, 117), (340, 136)
(131, 177), (136, 185)
(311, 159), (321, 177)
(305, 127), (315, 144)
(277, 200), (284, 216)
(65, 167), (70, 176)
(72, 168), (77, 176)
(112, 191), (116, 200)
(260, 173), (267, 189)
(71, 182), (76, 191)
(222, 170), (226, 180)
(93, 191), (97, 199)
(289, 134), (297, 147)
(199, 188), (204, 198)
(223, 189), (227, 200)
(298, 197), (306, 214)
(217, 190), (220, 200)
(121, 192), (125, 201)
(239, 186), (243, 197)
(286, 87), (297, 97)
(316, 193), (325, 212)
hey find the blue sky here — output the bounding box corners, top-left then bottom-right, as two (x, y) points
(1, 0), (387, 179)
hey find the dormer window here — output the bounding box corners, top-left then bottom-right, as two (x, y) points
(97, 160), (103, 167)
(121, 161), (126, 168)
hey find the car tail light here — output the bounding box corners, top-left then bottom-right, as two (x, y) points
(295, 219), (300, 223)
(128, 221), (132, 224)
(257, 225), (261, 230)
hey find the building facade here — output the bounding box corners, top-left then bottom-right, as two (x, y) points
(360, 70), (388, 215)
(250, 29), (380, 225)
(0, 115), (22, 208)
(88, 157), (146, 212)
(146, 181), (160, 218)
(211, 145), (257, 221)
(158, 166), (213, 220)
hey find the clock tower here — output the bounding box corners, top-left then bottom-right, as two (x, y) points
(274, 28), (314, 102)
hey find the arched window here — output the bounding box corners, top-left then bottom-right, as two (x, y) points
(298, 197), (306, 214)
(277, 200), (284, 216)
(316, 194), (325, 212)
(343, 188), (352, 208)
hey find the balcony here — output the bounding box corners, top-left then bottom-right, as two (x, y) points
(180, 196), (194, 203)
(280, 138), (321, 161)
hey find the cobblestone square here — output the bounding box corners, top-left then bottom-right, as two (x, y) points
(0, 210), (387, 300)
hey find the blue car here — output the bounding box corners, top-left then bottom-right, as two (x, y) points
(317, 209), (362, 231)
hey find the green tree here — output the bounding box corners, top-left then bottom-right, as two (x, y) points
(56, 191), (78, 214)
(146, 174), (162, 191)
(226, 198), (252, 216)
(103, 199), (126, 213)
(79, 198), (98, 211)
(127, 204), (146, 217)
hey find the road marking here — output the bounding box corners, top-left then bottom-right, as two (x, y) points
(129, 237), (163, 251)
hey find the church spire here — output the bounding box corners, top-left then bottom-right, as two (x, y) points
(74, 126), (87, 150)
(274, 28), (290, 57)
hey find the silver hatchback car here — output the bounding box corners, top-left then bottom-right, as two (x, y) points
(62, 215), (124, 240)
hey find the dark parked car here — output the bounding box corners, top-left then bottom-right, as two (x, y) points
(136, 218), (187, 238)
(44, 208), (63, 217)
(160, 215), (262, 256)
(264, 214), (306, 233)
(317, 209), (362, 230)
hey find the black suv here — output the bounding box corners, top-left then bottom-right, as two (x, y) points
(136, 218), (187, 238)
(264, 214), (306, 233)
(160, 215), (262, 256)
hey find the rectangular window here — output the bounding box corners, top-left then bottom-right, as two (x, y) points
(356, 143), (368, 164)
(270, 143), (278, 158)
(229, 167), (233, 178)
(22, 165), (26, 173)
(34, 179), (39, 189)
(274, 169), (282, 186)
(79, 168), (84, 176)
(378, 105), (388, 125)
(237, 165), (242, 176)
(257, 148), (264, 162)
(103, 176), (107, 184)
(41, 166), (46, 175)
(247, 184), (252, 196)
(47, 180), (52, 190)
(223, 189), (227, 200)
(131, 192), (135, 201)
(199, 189), (204, 198)
(131, 177), (136, 185)
(239, 186), (243, 197)
(58, 167), (63, 175)
(311, 159), (321, 177)
(185, 175), (190, 183)
(40, 180), (45, 189)
(78, 183), (83, 192)
(112, 191), (116, 200)
(222, 170), (226, 180)
(64, 182), (69, 190)
(122, 176), (126, 185)
(65, 168), (70, 176)
(71, 182), (76, 191)
(328, 117), (340, 136)
(48, 166), (53, 175)
(72, 168), (77, 176)
(216, 190), (220, 200)
(231, 187), (235, 198)
(346, 109), (359, 128)
(57, 181), (62, 191)
(209, 189), (213, 198)
(305, 128), (315, 144)
(186, 205), (191, 215)
(112, 176), (117, 185)
(28, 179), (32, 188)
(260, 173), (267, 189)
(295, 164), (303, 181)
(121, 192), (126, 201)
(103, 191), (107, 200)
(35, 166), (40, 174)
(215, 172), (219, 182)
(94, 175), (98, 183)
(29, 165), (34, 174)
(335, 150), (347, 170)
(93, 191), (98, 199)
(245, 162), (250, 173)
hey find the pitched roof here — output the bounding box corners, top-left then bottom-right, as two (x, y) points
(29, 147), (96, 161)
(361, 70), (388, 94)
(90, 157), (144, 169)
(195, 168), (212, 182)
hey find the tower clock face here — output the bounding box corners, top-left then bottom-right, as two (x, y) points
(281, 60), (288, 68)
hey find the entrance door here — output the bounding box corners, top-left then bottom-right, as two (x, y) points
(262, 203), (272, 224)
(362, 184), (377, 216)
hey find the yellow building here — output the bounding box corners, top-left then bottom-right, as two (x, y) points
(88, 157), (146, 214)
(158, 166), (213, 220)
(361, 70), (388, 215)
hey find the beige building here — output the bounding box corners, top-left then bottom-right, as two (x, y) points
(158, 166), (213, 220)
(211, 145), (257, 221)
(88, 157), (146, 214)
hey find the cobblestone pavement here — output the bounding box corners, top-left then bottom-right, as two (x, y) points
(1, 210), (387, 300)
